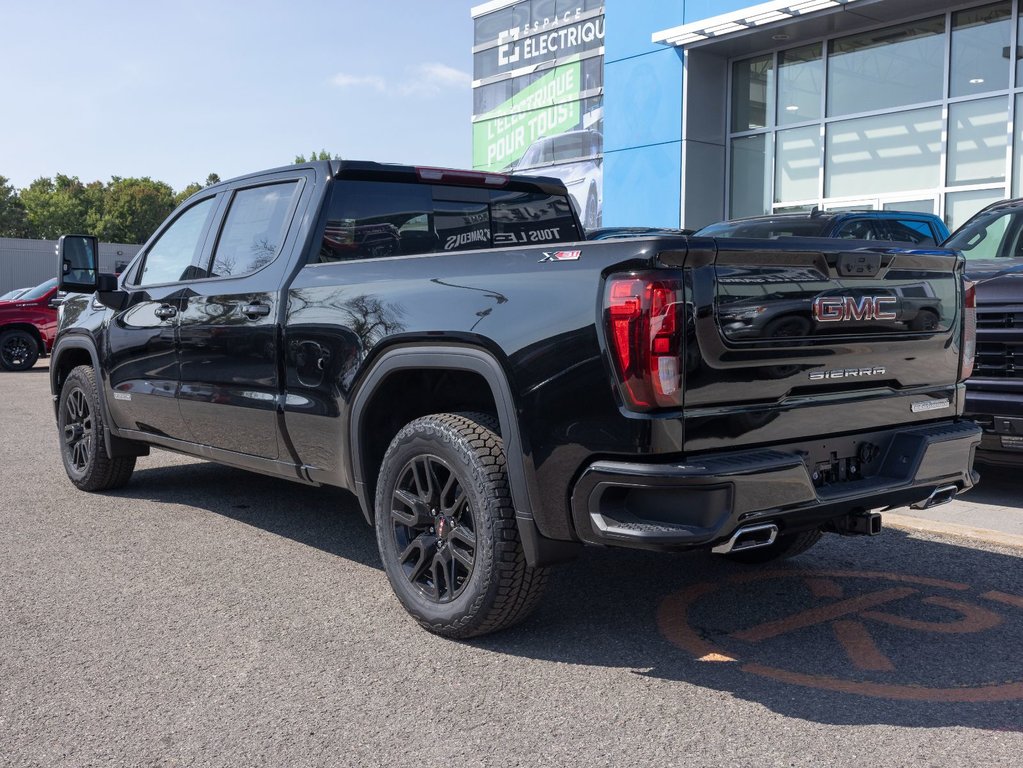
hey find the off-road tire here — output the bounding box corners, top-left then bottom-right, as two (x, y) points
(58, 365), (136, 491)
(724, 528), (823, 564)
(0, 329), (39, 371)
(374, 412), (549, 638)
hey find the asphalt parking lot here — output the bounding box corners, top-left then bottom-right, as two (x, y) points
(2, 364), (1022, 767)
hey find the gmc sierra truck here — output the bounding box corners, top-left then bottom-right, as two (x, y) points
(51, 160), (980, 638)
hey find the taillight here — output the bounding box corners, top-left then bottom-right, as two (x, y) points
(605, 274), (684, 410)
(961, 279), (977, 381)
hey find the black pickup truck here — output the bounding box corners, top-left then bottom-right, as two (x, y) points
(51, 160), (980, 638)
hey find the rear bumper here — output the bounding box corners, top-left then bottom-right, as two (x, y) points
(570, 420), (981, 551)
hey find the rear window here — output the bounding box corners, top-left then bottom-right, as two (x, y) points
(312, 180), (579, 262)
(697, 219), (831, 239)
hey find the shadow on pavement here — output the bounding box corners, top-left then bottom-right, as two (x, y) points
(120, 461), (381, 570)
(121, 459), (1023, 731)
(961, 463), (1023, 511)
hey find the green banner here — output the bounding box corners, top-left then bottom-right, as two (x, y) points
(473, 60), (582, 171)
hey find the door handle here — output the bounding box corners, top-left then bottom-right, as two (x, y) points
(154, 304), (177, 320)
(241, 303), (272, 319)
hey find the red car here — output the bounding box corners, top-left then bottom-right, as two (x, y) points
(0, 277), (60, 371)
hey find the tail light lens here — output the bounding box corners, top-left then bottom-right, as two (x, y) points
(961, 279), (977, 381)
(605, 274), (684, 410)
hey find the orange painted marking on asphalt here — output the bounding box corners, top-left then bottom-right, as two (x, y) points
(830, 619), (895, 672)
(741, 664), (1023, 703)
(805, 577), (843, 598)
(731, 587), (917, 643)
(656, 582), (723, 660)
(982, 591), (1023, 610)
(728, 569), (969, 591)
(862, 596), (1002, 634)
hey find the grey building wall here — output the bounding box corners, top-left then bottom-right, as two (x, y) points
(0, 238), (141, 294)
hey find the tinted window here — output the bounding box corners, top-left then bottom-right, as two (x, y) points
(138, 197), (217, 286)
(491, 190), (578, 246)
(887, 219), (937, 246)
(208, 183), (299, 278)
(18, 277), (58, 301)
(945, 208), (1023, 259)
(697, 219), (830, 238)
(313, 181), (580, 262)
(835, 219), (887, 240)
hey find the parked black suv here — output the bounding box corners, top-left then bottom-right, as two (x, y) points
(696, 209), (950, 246)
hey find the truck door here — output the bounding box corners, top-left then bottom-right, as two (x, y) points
(105, 195), (220, 440)
(176, 176), (305, 459)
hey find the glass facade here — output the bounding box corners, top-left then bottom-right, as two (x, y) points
(472, 0), (605, 227)
(728, 1), (1023, 228)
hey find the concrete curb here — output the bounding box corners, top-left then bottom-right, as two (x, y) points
(884, 512), (1023, 552)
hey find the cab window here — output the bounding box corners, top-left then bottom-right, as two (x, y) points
(207, 182), (300, 277)
(137, 197), (217, 286)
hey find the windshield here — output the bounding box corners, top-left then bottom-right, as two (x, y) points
(696, 218), (831, 238)
(18, 277), (58, 301)
(943, 208), (1023, 259)
(0, 288), (27, 301)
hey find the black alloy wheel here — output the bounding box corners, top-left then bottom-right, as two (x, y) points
(62, 385), (94, 475)
(374, 412), (548, 638)
(389, 454), (477, 603)
(0, 329), (39, 371)
(57, 365), (136, 491)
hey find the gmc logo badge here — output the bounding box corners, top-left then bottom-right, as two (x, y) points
(813, 295), (897, 322)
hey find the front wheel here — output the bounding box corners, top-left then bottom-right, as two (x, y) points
(374, 412), (548, 638)
(58, 365), (136, 491)
(0, 329), (39, 371)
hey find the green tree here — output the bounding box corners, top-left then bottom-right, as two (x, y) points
(19, 174), (96, 239)
(294, 149), (341, 163)
(0, 175), (29, 237)
(88, 177), (175, 244)
(205, 173), (221, 187)
(174, 182), (203, 206)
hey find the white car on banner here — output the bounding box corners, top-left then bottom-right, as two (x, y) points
(505, 129), (603, 229)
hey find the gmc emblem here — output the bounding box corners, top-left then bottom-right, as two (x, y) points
(813, 295), (897, 322)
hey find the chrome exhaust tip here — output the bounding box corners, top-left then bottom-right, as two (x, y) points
(712, 523), (778, 555)
(910, 484), (959, 510)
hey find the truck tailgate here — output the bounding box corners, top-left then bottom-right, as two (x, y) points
(681, 238), (964, 453)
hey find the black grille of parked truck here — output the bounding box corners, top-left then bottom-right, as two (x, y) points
(50, 160), (980, 638)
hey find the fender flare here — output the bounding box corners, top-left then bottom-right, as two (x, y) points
(50, 335), (147, 459)
(348, 344), (580, 569)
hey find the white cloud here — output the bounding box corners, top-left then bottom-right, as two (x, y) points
(400, 63), (472, 96)
(330, 72), (387, 91)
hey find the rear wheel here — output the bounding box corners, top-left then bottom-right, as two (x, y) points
(374, 412), (548, 638)
(58, 365), (136, 491)
(723, 528), (822, 564)
(0, 329), (39, 371)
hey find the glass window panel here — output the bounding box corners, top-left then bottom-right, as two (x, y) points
(947, 97), (1008, 186)
(945, 208), (1021, 258)
(827, 18), (945, 117)
(775, 125), (820, 203)
(945, 188), (1005, 230)
(730, 134), (770, 218)
(883, 199), (935, 213)
(138, 197), (216, 286)
(825, 107), (942, 198)
(778, 43), (822, 125)
(209, 183), (299, 278)
(950, 2), (1012, 97)
(1013, 93), (1023, 196)
(731, 55), (773, 132)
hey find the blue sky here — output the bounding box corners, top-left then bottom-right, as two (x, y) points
(0, 1), (474, 193)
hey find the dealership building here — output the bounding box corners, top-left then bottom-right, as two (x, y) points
(471, 0), (1023, 231)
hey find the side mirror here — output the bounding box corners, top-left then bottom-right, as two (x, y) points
(57, 234), (99, 293)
